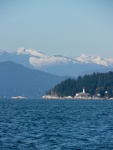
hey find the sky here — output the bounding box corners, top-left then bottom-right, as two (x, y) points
(0, 0), (113, 57)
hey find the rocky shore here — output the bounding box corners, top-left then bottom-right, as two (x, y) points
(42, 95), (113, 100)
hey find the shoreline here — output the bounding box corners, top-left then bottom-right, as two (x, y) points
(42, 95), (113, 100)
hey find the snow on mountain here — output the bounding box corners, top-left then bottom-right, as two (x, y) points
(17, 48), (46, 58)
(29, 55), (76, 68)
(0, 48), (113, 68)
(106, 58), (113, 65)
(75, 54), (113, 66)
(16, 48), (77, 68)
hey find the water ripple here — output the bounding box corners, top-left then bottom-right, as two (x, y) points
(0, 99), (113, 150)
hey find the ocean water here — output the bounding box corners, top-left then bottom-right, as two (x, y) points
(0, 99), (113, 150)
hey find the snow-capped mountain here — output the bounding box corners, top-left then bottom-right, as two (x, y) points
(17, 48), (47, 58)
(16, 48), (113, 67)
(76, 54), (113, 66)
(16, 48), (77, 67)
(0, 48), (113, 76)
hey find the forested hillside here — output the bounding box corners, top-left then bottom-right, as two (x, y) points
(47, 72), (113, 98)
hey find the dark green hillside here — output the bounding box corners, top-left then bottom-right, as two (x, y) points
(0, 61), (66, 98)
(47, 72), (113, 97)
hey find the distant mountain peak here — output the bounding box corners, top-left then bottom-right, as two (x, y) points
(0, 48), (113, 76)
(76, 53), (100, 61)
(75, 53), (111, 66)
(17, 48), (46, 58)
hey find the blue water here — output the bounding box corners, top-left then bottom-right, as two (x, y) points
(0, 99), (113, 150)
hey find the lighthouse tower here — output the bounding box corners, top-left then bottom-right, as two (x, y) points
(83, 87), (85, 94)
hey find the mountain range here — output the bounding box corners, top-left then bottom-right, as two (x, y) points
(0, 61), (66, 99)
(0, 48), (113, 99)
(0, 48), (113, 76)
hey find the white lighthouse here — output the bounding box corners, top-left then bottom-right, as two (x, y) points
(74, 87), (90, 99)
(83, 87), (85, 94)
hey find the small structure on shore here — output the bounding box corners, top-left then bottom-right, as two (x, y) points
(74, 87), (90, 99)
(42, 87), (110, 100)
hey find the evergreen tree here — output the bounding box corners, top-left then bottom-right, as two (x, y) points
(47, 72), (113, 98)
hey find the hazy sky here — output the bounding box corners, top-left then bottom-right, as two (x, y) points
(0, 0), (113, 57)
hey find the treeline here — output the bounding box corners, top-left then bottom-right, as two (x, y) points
(47, 72), (113, 97)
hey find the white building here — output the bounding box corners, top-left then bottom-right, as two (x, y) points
(74, 87), (90, 98)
